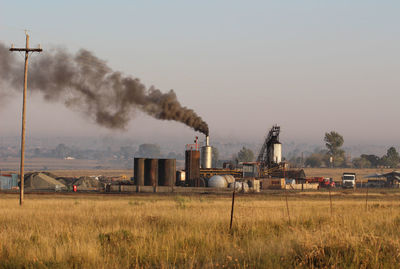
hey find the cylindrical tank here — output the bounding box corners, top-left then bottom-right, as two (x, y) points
(185, 150), (200, 186)
(273, 143), (282, 163)
(144, 159), (158, 186)
(158, 159), (176, 186)
(201, 146), (212, 168)
(134, 158), (145, 186)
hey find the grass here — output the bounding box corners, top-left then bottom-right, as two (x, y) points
(0, 191), (400, 268)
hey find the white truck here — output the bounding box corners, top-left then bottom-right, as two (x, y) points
(342, 172), (356, 189)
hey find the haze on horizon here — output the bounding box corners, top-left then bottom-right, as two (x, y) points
(1, 1), (399, 147)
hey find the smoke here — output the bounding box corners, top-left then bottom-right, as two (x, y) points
(0, 42), (209, 135)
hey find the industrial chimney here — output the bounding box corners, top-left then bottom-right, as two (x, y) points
(201, 135), (212, 168)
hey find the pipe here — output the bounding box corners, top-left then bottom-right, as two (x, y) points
(206, 135), (209, 147)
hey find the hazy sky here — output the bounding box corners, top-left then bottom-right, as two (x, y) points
(1, 1), (399, 146)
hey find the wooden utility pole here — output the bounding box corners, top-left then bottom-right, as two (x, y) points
(10, 33), (42, 206)
(229, 181), (236, 231)
(283, 163), (291, 224)
(329, 187), (333, 217)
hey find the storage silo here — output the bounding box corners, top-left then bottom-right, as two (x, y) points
(268, 136), (282, 165)
(185, 149), (200, 186)
(158, 159), (176, 186)
(134, 158), (145, 186)
(144, 159), (158, 186)
(201, 135), (212, 168)
(273, 142), (282, 163)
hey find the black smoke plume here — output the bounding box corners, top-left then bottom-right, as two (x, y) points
(0, 43), (209, 135)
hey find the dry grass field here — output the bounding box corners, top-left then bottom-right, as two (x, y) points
(1, 191), (400, 268)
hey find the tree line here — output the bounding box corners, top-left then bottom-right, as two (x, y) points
(301, 131), (400, 168)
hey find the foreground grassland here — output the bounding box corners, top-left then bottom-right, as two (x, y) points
(1, 191), (400, 268)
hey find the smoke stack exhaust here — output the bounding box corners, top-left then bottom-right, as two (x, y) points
(0, 42), (209, 135)
(205, 135), (209, 147)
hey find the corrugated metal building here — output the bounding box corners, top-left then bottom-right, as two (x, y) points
(0, 174), (19, 190)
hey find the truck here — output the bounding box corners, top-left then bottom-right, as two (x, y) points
(306, 177), (335, 188)
(322, 177), (335, 188)
(342, 172), (356, 189)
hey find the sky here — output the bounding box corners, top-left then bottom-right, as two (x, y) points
(0, 1), (399, 147)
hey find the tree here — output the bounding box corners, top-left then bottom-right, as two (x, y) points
(381, 147), (400, 168)
(324, 131), (345, 167)
(352, 157), (371, 168)
(289, 156), (303, 168)
(135, 144), (161, 158)
(360, 154), (381, 167)
(305, 153), (322, 168)
(237, 147), (254, 162)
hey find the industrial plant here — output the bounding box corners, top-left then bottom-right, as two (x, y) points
(2, 124), (400, 193)
(127, 125), (317, 193)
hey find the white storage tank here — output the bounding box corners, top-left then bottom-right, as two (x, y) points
(223, 175), (235, 184)
(273, 142), (282, 163)
(208, 175), (228, 188)
(228, 182), (249, 193)
(201, 136), (212, 168)
(201, 146), (212, 168)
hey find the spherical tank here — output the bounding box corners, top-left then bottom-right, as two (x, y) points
(229, 181), (242, 191)
(201, 146), (212, 168)
(223, 175), (235, 184)
(207, 175), (228, 188)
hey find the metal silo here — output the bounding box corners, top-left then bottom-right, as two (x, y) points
(134, 158), (145, 186)
(158, 159), (176, 186)
(201, 135), (212, 168)
(144, 159), (158, 186)
(273, 142), (282, 163)
(267, 135), (282, 165)
(185, 149), (200, 186)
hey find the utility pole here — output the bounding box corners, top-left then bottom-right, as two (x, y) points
(10, 33), (42, 206)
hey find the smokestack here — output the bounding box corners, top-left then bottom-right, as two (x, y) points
(0, 42), (209, 134)
(206, 135), (209, 147)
